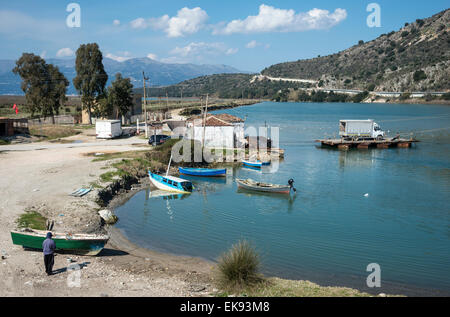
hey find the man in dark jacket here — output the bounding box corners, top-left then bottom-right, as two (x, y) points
(42, 232), (56, 275)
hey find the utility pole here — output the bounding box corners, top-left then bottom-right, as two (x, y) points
(142, 71), (149, 138)
(202, 93), (209, 148)
(166, 91), (169, 119)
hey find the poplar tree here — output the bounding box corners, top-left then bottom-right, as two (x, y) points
(73, 43), (108, 124)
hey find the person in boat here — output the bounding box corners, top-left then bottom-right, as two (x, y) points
(42, 232), (56, 276)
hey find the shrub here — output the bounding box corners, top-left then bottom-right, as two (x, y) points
(352, 91), (369, 103)
(400, 92), (411, 100)
(216, 240), (263, 291)
(413, 70), (427, 82)
(442, 92), (450, 101)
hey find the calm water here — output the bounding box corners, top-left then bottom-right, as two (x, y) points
(115, 102), (450, 295)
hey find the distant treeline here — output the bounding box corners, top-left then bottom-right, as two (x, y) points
(134, 73), (313, 99)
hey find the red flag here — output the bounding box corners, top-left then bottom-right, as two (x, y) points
(13, 104), (18, 114)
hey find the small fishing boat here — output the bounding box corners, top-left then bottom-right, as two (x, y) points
(236, 178), (296, 194)
(148, 171), (193, 194)
(179, 167), (227, 177)
(242, 160), (270, 168)
(10, 229), (109, 256)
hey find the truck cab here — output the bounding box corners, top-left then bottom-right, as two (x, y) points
(339, 120), (385, 140)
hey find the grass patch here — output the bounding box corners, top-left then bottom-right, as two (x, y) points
(90, 150), (149, 162)
(227, 278), (377, 297)
(29, 124), (80, 140)
(17, 210), (47, 230)
(215, 240), (264, 292)
(89, 181), (103, 189)
(0, 139), (11, 145)
(99, 170), (127, 183)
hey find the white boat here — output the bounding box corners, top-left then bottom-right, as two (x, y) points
(148, 171), (193, 194)
(236, 178), (295, 194)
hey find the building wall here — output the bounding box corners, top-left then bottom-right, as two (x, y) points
(190, 126), (235, 148)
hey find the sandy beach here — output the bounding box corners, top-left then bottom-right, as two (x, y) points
(0, 131), (215, 297)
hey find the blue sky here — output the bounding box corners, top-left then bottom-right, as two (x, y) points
(0, 0), (448, 72)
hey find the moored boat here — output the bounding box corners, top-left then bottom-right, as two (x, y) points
(10, 229), (109, 256)
(242, 160), (270, 168)
(148, 171), (193, 194)
(179, 167), (227, 177)
(236, 178), (295, 194)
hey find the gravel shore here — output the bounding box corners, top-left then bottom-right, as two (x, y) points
(0, 133), (214, 297)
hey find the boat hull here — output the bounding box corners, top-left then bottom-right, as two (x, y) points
(179, 167), (226, 177)
(11, 231), (108, 256)
(236, 179), (291, 194)
(242, 160), (270, 168)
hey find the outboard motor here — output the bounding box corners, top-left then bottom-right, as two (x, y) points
(288, 179), (297, 192)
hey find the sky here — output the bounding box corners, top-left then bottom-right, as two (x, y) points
(0, 0), (448, 72)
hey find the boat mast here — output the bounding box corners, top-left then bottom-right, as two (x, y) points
(166, 154), (173, 176)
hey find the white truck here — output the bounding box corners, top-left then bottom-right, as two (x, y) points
(339, 119), (385, 140)
(96, 120), (122, 139)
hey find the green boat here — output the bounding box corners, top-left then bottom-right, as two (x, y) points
(11, 229), (109, 256)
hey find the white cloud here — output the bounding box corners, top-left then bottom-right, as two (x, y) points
(147, 53), (158, 60)
(105, 51), (132, 62)
(214, 5), (347, 35)
(113, 19), (121, 26)
(131, 7), (208, 38)
(56, 48), (74, 57)
(130, 17), (147, 29)
(226, 48), (239, 55)
(163, 42), (238, 63)
(246, 40), (259, 48)
(170, 42), (236, 57)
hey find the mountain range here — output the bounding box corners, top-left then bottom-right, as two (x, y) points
(261, 9), (450, 92)
(0, 57), (244, 95)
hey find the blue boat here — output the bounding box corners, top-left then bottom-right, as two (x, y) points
(148, 171), (193, 194)
(179, 167), (227, 177)
(242, 160), (271, 168)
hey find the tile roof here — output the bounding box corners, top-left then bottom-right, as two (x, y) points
(188, 113), (244, 125)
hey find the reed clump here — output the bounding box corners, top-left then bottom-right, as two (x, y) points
(216, 240), (264, 292)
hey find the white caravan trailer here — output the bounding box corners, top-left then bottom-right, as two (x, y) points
(96, 120), (122, 139)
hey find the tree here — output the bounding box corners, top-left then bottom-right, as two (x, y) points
(413, 70), (427, 82)
(73, 43), (108, 124)
(108, 73), (134, 120)
(12, 53), (68, 122)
